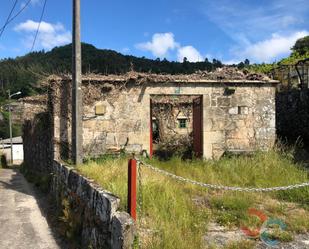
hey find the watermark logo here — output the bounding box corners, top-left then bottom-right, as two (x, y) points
(241, 208), (286, 247)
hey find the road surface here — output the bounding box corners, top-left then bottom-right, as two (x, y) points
(0, 168), (61, 249)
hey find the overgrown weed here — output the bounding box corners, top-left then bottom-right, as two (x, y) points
(77, 149), (309, 249)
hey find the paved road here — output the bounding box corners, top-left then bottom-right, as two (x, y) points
(0, 168), (61, 249)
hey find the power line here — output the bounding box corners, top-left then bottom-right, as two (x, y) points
(30, 0), (47, 52)
(0, 0), (32, 33)
(0, 0), (19, 38)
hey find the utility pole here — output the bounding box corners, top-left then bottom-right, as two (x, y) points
(8, 89), (12, 164)
(72, 0), (83, 165)
(8, 90), (21, 164)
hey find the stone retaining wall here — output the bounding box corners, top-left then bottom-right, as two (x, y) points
(52, 160), (135, 249)
(22, 111), (135, 248)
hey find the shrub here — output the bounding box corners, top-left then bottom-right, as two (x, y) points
(154, 134), (193, 160)
(0, 154), (8, 168)
(77, 149), (309, 248)
(20, 163), (51, 193)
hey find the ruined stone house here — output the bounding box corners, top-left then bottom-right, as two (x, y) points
(43, 68), (278, 160)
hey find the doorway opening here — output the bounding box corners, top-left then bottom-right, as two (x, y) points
(150, 95), (203, 160)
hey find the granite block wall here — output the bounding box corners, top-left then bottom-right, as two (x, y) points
(51, 161), (135, 249)
(50, 79), (277, 159)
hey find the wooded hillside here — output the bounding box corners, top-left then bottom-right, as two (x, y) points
(0, 43), (223, 99)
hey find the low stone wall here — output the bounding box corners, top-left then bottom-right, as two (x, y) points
(52, 160), (135, 249)
(22, 111), (135, 248)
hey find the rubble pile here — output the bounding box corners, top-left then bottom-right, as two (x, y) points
(197, 67), (271, 81)
(47, 66), (273, 85)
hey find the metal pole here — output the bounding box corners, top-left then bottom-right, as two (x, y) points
(128, 159), (137, 220)
(72, 0), (83, 165)
(8, 90), (13, 164)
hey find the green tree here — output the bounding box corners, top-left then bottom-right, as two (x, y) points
(238, 62), (244, 69)
(0, 42), (224, 101)
(292, 36), (309, 55)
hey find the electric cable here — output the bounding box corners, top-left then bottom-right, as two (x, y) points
(0, 0), (19, 38)
(0, 0), (32, 33)
(30, 0), (47, 52)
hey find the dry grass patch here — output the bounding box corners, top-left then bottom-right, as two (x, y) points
(225, 240), (255, 249)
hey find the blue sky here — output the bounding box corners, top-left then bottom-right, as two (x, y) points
(0, 0), (308, 63)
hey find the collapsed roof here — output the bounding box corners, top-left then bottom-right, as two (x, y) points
(47, 67), (278, 85)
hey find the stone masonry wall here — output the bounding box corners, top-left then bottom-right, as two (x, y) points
(22, 111), (53, 175)
(50, 79), (276, 159)
(207, 86), (276, 158)
(52, 160), (135, 249)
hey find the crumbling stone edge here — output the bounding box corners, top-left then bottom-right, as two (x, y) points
(51, 160), (135, 249)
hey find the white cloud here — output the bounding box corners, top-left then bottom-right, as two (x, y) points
(200, 0), (309, 63)
(136, 32), (204, 62)
(15, 20), (64, 33)
(201, 0), (308, 42)
(234, 30), (309, 63)
(222, 59), (241, 65)
(177, 46), (203, 62)
(14, 20), (71, 50)
(136, 32), (179, 57)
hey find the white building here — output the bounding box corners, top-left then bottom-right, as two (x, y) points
(1, 136), (23, 164)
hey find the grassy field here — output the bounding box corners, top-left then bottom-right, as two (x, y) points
(77, 150), (309, 249)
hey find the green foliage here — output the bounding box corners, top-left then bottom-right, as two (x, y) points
(266, 227), (294, 243)
(77, 149), (309, 248)
(154, 135), (193, 160)
(20, 164), (51, 193)
(278, 51), (309, 66)
(286, 210), (309, 233)
(248, 63), (277, 74)
(292, 36), (309, 55)
(59, 197), (83, 244)
(225, 240), (255, 249)
(0, 35), (307, 100)
(276, 186), (309, 208)
(248, 35), (309, 74)
(0, 110), (22, 139)
(210, 194), (254, 227)
(78, 157), (210, 249)
(0, 154), (7, 168)
(0, 43), (223, 101)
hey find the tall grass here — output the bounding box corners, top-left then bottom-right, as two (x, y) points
(77, 150), (309, 249)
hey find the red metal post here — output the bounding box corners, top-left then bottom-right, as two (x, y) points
(128, 159), (137, 220)
(193, 96), (203, 158)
